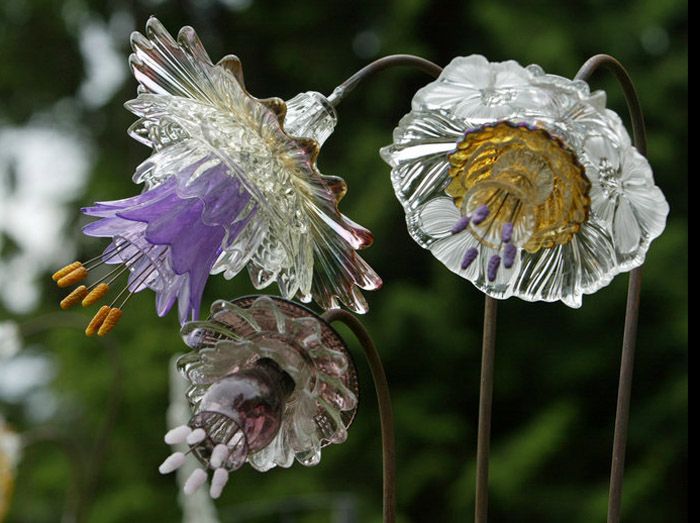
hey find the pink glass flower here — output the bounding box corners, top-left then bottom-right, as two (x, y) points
(159, 296), (359, 498)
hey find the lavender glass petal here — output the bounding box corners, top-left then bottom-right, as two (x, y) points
(82, 164), (258, 322)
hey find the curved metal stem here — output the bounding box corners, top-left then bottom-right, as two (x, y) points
(575, 55), (647, 154)
(327, 54), (443, 107)
(475, 296), (498, 523)
(576, 54), (647, 523)
(327, 56), (507, 522)
(321, 309), (396, 523)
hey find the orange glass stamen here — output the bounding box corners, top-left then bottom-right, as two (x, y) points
(60, 285), (88, 310)
(98, 308), (123, 336)
(52, 262), (83, 282)
(57, 266), (89, 288)
(82, 283), (110, 307)
(85, 306), (110, 336)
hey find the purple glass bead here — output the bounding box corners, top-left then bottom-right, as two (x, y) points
(461, 247), (479, 270)
(487, 254), (501, 282)
(450, 215), (471, 234)
(503, 243), (517, 269)
(471, 205), (490, 225)
(198, 358), (295, 453)
(501, 222), (514, 243)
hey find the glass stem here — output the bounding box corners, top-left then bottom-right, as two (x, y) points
(321, 309), (396, 523)
(327, 54), (443, 107)
(575, 54), (647, 523)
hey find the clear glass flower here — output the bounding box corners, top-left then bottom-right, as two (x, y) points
(158, 295), (359, 498)
(53, 17), (381, 335)
(381, 55), (669, 307)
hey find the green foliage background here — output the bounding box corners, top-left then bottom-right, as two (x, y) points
(0, 0), (687, 522)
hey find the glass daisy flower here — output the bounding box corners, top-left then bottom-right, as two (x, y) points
(53, 17), (380, 335)
(380, 55), (669, 307)
(158, 295), (359, 498)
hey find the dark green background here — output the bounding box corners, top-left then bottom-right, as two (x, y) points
(0, 0), (687, 522)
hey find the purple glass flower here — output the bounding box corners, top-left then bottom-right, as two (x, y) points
(81, 159), (257, 324)
(52, 18), (381, 335)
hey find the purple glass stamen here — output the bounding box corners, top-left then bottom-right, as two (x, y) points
(450, 215), (471, 234)
(461, 247), (479, 270)
(503, 243), (517, 269)
(487, 254), (501, 282)
(501, 222), (514, 243)
(471, 205), (490, 225)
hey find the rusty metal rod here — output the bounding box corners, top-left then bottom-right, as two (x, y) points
(322, 309), (396, 523)
(327, 54), (443, 107)
(325, 58), (442, 521)
(575, 54), (648, 523)
(475, 296), (498, 523)
(328, 55), (504, 522)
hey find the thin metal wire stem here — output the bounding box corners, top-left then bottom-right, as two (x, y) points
(575, 54), (647, 523)
(88, 251), (142, 290)
(321, 309), (396, 523)
(327, 54), (443, 107)
(475, 296), (498, 523)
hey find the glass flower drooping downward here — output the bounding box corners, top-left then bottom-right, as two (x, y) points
(53, 18), (381, 335)
(158, 296), (359, 498)
(381, 55), (669, 307)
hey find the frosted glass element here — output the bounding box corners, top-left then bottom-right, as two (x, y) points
(381, 55), (668, 307)
(177, 295), (359, 477)
(116, 18), (381, 312)
(284, 92), (338, 146)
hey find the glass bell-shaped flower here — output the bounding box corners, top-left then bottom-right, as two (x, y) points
(158, 296), (359, 498)
(53, 17), (381, 335)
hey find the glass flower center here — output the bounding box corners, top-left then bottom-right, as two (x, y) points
(446, 122), (591, 253)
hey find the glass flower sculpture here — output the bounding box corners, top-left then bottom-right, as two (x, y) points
(53, 17), (380, 335)
(158, 295), (359, 498)
(381, 55), (669, 307)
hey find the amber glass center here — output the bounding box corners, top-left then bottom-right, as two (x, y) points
(447, 122), (591, 253)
